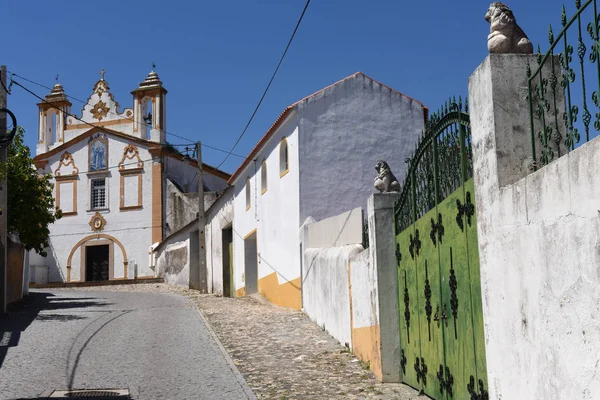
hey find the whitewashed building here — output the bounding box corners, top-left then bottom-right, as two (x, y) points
(156, 72), (426, 310)
(29, 70), (229, 284)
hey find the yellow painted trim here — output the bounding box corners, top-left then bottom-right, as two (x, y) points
(352, 325), (383, 381)
(235, 287), (246, 297)
(65, 233), (128, 283)
(152, 162), (163, 244)
(257, 272), (301, 310)
(243, 228), (257, 240)
(66, 118), (132, 130)
(56, 178), (77, 216)
(280, 168), (289, 178)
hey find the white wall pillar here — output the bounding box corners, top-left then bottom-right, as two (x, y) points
(368, 192), (401, 382)
(133, 96), (139, 135)
(469, 54), (569, 399)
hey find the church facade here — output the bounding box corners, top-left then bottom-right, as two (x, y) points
(29, 70), (228, 283)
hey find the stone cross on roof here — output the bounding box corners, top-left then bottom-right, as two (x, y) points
(100, 69), (105, 81)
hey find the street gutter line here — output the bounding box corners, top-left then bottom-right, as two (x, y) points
(190, 297), (257, 400)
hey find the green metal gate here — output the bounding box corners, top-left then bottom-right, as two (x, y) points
(394, 99), (488, 399)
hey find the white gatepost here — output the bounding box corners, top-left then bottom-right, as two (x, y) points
(367, 192), (401, 382)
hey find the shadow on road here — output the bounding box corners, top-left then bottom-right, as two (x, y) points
(0, 292), (112, 369)
(15, 396), (131, 400)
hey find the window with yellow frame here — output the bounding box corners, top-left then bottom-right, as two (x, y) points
(245, 178), (251, 210)
(279, 138), (289, 177)
(261, 159), (268, 194)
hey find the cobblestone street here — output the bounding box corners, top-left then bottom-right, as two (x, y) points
(72, 283), (423, 399)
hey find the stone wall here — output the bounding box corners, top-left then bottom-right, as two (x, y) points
(470, 54), (600, 399)
(155, 229), (191, 287)
(301, 195), (400, 383)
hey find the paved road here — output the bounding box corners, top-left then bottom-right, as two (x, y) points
(0, 289), (255, 400)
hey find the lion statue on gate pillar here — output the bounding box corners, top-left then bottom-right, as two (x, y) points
(374, 160), (401, 193)
(485, 2), (533, 54)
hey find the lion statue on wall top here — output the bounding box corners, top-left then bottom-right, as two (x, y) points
(374, 160), (401, 193)
(485, 2), (533, 54)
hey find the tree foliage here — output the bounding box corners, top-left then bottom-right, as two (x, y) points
(0, 127), (61, 256)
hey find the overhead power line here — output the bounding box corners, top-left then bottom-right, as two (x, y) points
(8, 72), (246, 159)
(215, 0), (311, 170)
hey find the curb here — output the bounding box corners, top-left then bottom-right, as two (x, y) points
(190, 296), (257, 400)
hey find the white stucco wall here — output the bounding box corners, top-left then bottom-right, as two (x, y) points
(155, 236), (190, 288)
(470, 54), (600, 399)
(350, 248), (378, 332)
(205, 189), (234, 295)
(33, 134), (155, 282)
(231, 115), (301, 300)
(303, 245), (362, 348)
(297, 73), (425, 223)
(301, 208), (365, 347)
(163, 156), (227, 194)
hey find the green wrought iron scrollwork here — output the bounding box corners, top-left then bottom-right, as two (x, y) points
(394, 97), (471, 234)
(527, 0), (600, 168)
(424, 261), (432, 341)
(403, 271), (410, 343)
(414, 357), (428, 385)
(362, 219), (369, 249)
(468, 376), (489, 400)
(437, 365), (454, 397)
(430, 213), (444, 246)
(456, 191), (475, 231)
(400, 349), (407, 375)
(409, 229), (421, 259)
(449, 247), (458, 340)
(395, 243), (402, 266)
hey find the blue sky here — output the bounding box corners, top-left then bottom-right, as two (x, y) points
(2, 0), (582, 173)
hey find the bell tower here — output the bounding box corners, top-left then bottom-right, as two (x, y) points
(37, 80), (72, 155)
(131, 68), (167, 143)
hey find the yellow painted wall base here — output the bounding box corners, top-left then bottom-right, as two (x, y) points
(235, 287), (246, 297)
(258, 272), (301, 310)
(352, 324), (382, 380)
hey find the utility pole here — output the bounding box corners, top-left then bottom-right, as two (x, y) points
(196, 141), (208, 293)
(0, 65), (8, 315)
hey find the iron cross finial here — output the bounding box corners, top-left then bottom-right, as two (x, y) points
(152, 62), (156, 70)
(55, 74), (59, 82)
(100, 69), (105, 80)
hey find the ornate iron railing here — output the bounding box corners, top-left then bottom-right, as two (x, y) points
(394, 98), (472, 233)
(528, 0), (600, 167)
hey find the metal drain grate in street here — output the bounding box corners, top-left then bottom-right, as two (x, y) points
(49, 389), (131, 399)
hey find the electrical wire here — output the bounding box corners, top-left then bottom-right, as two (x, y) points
(215, 0), (311, 170)
(8, 73), (247, 159)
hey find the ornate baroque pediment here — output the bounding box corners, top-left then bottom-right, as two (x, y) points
(67, 71), (133, 126)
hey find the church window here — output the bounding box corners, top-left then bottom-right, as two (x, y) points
(91, 178), (107, 210)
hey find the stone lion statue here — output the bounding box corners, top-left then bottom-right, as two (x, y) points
(374, 160), (401, 193)
(485, 2), (533, 54)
